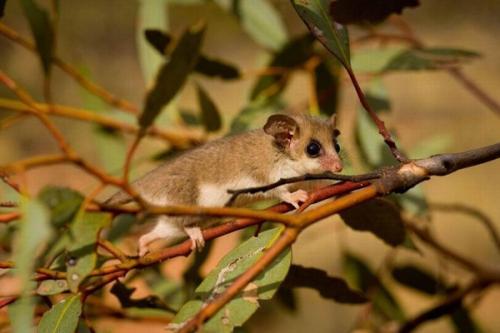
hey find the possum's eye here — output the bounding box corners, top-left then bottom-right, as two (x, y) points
(306, 140), (322, 158)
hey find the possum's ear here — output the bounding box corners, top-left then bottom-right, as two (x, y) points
(330, 114), (340, 137)
(263, 114), (299, 149)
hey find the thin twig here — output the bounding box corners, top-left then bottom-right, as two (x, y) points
(225, 172), (379, 206)
(429, 202), (500, 253)
(0, 22), (139, 114)
(398, 279), (491, 333)
(0, 98), (204, 148)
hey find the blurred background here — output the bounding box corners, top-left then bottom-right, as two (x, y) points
(0, 0), (499, 332)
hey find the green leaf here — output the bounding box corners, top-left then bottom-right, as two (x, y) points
(172, 227), (291, 332)
(314, 60), (340, 117)
(66, 212), (111, 292)
(136, 0), (169, 85)
(392, 265), (451, 295)
(384, 48), (480, 71)
(194, 55), (241, 80)
(144, 28), (172, 55)
(230, 99), (284, 134)
(106, 214), (136, 243)
(139, 21), (206, 130)
(143, 29), (240, 80)
(291, 0), (351, 68)
(38, 187), (84, 227)
(282, 265), (367, 304)
(215, 0), (287, 51)
(354, 80), (397, 168)
(196, 83), (222, 132)
(340, 198), (406, 247)
(179, 109), (201, 126)
(94, 127), (127, 175)
(343, 253), (405, 321)
(38, 294), (82, 333)
(20, 0), (54, 74)
(351, 47), (404, 73)
(9, 198), (52, 333)
(250, 34), (314, 101)
(37, 280), (69, 296)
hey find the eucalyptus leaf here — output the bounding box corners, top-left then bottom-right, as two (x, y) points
(215, 0), (287, 51)
(340, 198), (406, 247)
(38, 294), (82, 333)
(384, 48), (480, 71)
(136, 0), (169, 85)
(283, 265), (367, 304)
(144, 28), (172, 55)
(37, 280), (70, 296)
(139, 22), (206, 130)
(196, 83), (222, 132)
(292, 0), (351, 68)
(171, 227), (291, 332)
(343, 253), (405, 321)
(9, 198), (52, 333)
(0, 0), (6, 18)
(20, 0), (54, 75)
(195, 55), (241, 80)
(38, 187), (84, 227)
(314, 60), (340, 116)
(66, 212), (111, 292)
(392, 265), (451, 295)
(250, 34), (314, 101)
(230, 99), (285, 134)
(329, 0), (420, 25)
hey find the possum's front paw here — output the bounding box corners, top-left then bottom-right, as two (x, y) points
(280, 189), (309, 209)
(184, 226), (205, 252)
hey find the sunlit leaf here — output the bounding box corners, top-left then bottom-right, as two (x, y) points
(196, 83), (222, 132)
(37, 280), (69, 296)
(251, 34), (314, 101)
(136, 0), (169, 85)
(66, 212), (111, 292)
(38, 294), (82, 333)
(38, 187), (83, 227)
(330, 0), (420, 25)
(343, 253), (405, 321)
(139, 21), (206, 130)
(215, 0), (287, 51)
(230, 99), (285, 134)
(106, 214), (136, 243)
(340, 199), (406, 247)
(283, 265), (367, 304)
(291, 0), (351, 68)
(20, 0), (54, 74)
(351, 47), (404, 73)
(172, 227), (291, 332)
(9, 198), (52, 333)
(384, 48), (480, 71)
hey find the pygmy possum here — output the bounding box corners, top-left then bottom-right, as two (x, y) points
(105, 113), (343, 256)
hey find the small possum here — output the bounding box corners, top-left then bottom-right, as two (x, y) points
(105, 113), (342, 256)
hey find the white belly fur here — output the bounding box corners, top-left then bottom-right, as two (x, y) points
(198, 176), (261, 207)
